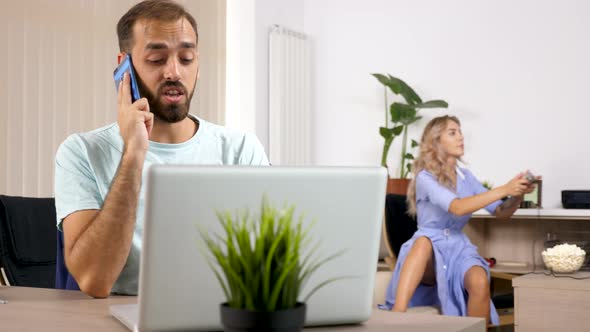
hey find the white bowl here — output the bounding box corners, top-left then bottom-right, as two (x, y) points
(542, 253), (585, 273)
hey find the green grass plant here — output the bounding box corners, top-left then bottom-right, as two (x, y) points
(199, 197), (342, 312)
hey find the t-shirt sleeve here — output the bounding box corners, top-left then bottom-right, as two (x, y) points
(54, 135), (102, 230)
(237, 133), (270, 166)
(464, 169), (502, 215)
(416, 171), (458, 212)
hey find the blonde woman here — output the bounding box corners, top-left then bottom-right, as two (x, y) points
(381, 115), (537, 325)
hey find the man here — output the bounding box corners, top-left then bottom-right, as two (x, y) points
(54, 0), (268, 298)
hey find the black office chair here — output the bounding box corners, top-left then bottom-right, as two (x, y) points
(55, 230), (80, 290)
(376, 194), (440, 313)
(0, 195), (56, 288)
(382, 194), (417, 269)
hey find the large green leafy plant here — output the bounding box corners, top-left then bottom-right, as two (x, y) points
(199, 197), (341, 312)
(371, 74), (449, 178)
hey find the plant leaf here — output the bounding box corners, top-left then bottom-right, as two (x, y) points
(372, 73), (404, 96)
(299, 249), (346, 289)
(413, 100), (448, 109)
(204, 251), (232, 301)
(379, 126), (404, 139)
(390, 103), (417, 125)
(411, 139), (419, 148)
(263, 220), (289, 303)
(267, 256), (298, 310)
(303, 276), (356, 303)
(197, 227), (232, 302)
(387, 74), (422, 105)
(392, 125), (404, 136)
(379, 126), (393, 139)
(371, 73), (391, 87)
(404, 153), (414, 160)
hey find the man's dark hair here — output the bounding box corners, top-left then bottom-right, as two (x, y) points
(117, 0), (199, 53)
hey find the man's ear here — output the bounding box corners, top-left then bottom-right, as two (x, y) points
(196, 52), (200, 80)
(117, 52), (126, 65)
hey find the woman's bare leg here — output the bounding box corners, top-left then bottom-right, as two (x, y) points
(464, 266), (490, 323)
(392, 236), (435, 312)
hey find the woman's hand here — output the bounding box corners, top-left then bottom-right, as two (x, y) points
(501, 173), (530, 197)
(522, 171), (541, 194)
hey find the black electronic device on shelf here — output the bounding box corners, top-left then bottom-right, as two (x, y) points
(562, 190), (590, 209)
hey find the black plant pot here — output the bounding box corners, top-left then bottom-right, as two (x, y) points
(220, 302), (306, 332)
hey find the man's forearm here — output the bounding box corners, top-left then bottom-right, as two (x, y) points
(67, 151), (144, 297)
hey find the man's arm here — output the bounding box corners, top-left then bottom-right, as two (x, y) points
(63, 150), (145, 298)
(62, 72), (153, 298)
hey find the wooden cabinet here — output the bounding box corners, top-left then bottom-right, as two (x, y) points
(466, 209), (590, 275)
(466, 209), (590, 330)
(512, 273), (590, 332)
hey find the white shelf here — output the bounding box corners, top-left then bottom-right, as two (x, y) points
(490, 263), (538, 275)
(472, 208), (590, 220)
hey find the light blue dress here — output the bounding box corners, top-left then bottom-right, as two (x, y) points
(382, 168), (502, 325)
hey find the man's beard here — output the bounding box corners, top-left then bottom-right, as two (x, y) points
(137, 77), (195, 123)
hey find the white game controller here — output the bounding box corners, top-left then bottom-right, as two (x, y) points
(525, 170), (539, 184)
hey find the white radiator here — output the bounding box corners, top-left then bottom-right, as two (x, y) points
(268, 25), (311, 165)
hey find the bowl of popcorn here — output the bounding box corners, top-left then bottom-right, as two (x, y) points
(542, 243), (586, 273)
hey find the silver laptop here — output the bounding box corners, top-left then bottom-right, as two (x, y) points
(111, 166), (387, 331)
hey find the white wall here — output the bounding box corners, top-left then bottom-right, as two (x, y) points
(303, 0), (590, 208)
(226, 0), (256, 133)
(226, 0), (304, 148)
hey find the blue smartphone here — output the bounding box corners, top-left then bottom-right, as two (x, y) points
(113, 54), (141, 103)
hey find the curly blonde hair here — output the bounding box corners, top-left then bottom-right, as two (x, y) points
(407, 115), (461, 216)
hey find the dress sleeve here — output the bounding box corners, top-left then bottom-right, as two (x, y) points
(464, 169), (502, 215)
(416, 171), (458, 212)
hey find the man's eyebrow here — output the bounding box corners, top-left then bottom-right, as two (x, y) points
(145, 42), (196, 50)
(145, 42), (168, 50)
(180, 42), (196, 49)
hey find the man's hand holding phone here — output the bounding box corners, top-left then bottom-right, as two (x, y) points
(117, 72), (153, 155)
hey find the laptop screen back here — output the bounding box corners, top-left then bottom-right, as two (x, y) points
(137, 166), (387, 331)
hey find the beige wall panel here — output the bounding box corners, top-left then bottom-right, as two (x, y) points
(0, 0), (226, 197)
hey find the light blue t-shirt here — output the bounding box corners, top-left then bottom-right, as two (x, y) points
(54, 115), (269, 294)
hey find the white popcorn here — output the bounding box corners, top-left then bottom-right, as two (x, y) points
(542, 243), (586, 273)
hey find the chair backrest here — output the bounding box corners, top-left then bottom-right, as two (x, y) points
(0, 195), (56, 288)
(55, 231), (79, 290)
(383, 194), (417, 259)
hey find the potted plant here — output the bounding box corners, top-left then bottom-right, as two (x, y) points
(199, 197), (341, 332)
(371, 73), (449, 195)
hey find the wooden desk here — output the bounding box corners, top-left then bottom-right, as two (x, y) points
(513, 272), (590, 332)
(466, 210), (590, 274)
(0, 286), (485, 332)
(472, 208), (590, 221)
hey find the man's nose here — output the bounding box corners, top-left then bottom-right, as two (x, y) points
(164, 59), (181, 81)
